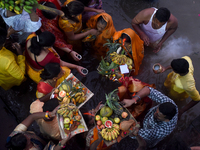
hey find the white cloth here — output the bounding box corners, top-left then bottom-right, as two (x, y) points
(0, 9), (41, 33)
(140, 8), (167, 43)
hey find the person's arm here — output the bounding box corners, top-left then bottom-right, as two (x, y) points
(131, 9), (151, 46)
(59, 47), (80, 61)
(153, 16), (178, 53)
(39, 92), (53, 102)
(29, 9), (40, 22)
(64, 29), (99, 41)
(54, 134), (72, 150)
(136, 135), (146, 150)
(22, 106), (58, 128)
(60, 60), (86, 76)
(84, 6), (105, 14)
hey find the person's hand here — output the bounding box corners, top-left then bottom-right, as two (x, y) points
(153, 42), (162, 53)
(140, 33), (150, 46)
(76, 66), (86, 76)
(120, 98), (137, 108)
(12, 42), (22, 55)
(70, 51), (81, 61)
(132, 126), (140, 136)
(95, 9), (105, 14)
(7, 26), (19, 37)
(89, 29), (100, 36)
(50, 105), (61, 117)
(59, 133), (72, 147)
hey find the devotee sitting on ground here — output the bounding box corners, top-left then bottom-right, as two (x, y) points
(112, 28), (144, 76)
(121, 86), (178, 149)
(59, 0), (100, 51)
(37, 2), (81, 61)
(0, 28), (26, 90)
(0, 6), (41, 43)
(77, 0), (103, 23)
(25, 31), (86, 83)
(131, 7), (178, 53)
(36, 62), (66, 98)
(30, 95), (62, 140)
(159, 56), (200, 119)
(6, 105), (72, 150)
(87, 12), (116, 58)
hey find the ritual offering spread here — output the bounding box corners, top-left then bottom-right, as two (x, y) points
(57, 103), (88, 139)
(81, 28), (96, 42)
(95, 89), (139, 146)
(98, 40), (134, 81)
(52, 73), (94, 108)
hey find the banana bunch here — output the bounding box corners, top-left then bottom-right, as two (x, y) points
(100, 125), (120, 141)
(74, 92), (86, 104)
(57, 104), (78, 119)
(110, 52), (127, 65)
(0, 0), (38, 14)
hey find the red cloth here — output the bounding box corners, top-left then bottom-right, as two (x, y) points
(37, 82), (54, 95)
(25, 41), (60, 70)
(36, 0), (73, 51)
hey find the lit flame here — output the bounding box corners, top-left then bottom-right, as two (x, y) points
(83, 112), (94, 116)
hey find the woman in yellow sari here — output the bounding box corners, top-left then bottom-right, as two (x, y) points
(87, 12), (116, 58)
(25, 31), (86, 83)
(59, 0), (99, 51)
(112, 28), (144, 76)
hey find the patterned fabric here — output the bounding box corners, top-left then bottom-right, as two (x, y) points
(138, 87), (178, 147)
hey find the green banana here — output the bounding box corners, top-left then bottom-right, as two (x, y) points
(8, 0), (14, 5)
(5, 3), (9, 10)
(23, 6), (31, 13)
(14, 6), (20, 11)
(24, 5), (33, 9)
(25, 1), (31, 5)
(28, 0), (35, 5)
(15, 0), (21, 4)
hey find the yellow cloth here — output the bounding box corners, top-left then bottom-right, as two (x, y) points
(0, 47), (26, 90)
(164, 56), (200, 101)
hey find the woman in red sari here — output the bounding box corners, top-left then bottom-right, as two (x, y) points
(37, 2), (81, 61)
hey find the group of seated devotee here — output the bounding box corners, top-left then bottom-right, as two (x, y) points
(0, 0), (200, 149)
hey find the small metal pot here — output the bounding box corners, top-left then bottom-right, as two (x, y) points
(153, 63), (162, 74)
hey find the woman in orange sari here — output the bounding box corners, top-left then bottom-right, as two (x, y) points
(113, 28), (144, 76)
(25, 31), (86, 83)
(58, 0), (99, 51)
(87, 12), (116, 59)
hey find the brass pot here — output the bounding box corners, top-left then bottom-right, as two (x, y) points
(153, 63), (162, 74)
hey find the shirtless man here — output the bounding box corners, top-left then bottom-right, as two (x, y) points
(132, 7), (178, 53)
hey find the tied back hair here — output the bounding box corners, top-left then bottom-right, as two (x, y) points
(29, 31), (55, 56)
(61, 1), (84, 23)
(77, 0), (100, 7)
(40, 62), (61, 80)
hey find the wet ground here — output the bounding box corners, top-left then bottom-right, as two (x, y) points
(1, 0), (200, 149)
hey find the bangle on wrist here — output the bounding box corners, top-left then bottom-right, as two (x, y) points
(49, 112), (52, 118)
(132, 95), (141, 102)
(68, 50), (73, 54)
(45, 111), (50, 119)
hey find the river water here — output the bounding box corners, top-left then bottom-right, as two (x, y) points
(1, 0), (200, 149)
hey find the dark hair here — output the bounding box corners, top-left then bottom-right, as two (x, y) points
(0, 28), (7, 46)
(121, 33), (131, 44)
(29, 31), (55, 56)
(40, 2), (57, 19)
(6, 133), (27, 150)
(76, 0), (100, 7)
(155, 7), (171, 22)
(40, 63), (61, 80)
(61, 1), (84, 23)
(159, 102), (177, 120)
(171, 58), (189, 74)
(97, 16), (107, 26)
(43, 98), (59, 112)
(165, 135), (191, 150)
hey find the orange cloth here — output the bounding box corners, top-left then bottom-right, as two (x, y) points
(113, 28), (144, 76)
(87, 13), (116, 58)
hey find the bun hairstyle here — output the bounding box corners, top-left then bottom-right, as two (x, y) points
(40, 62), (61, 80)
(76, 0), (100, 6)
(29, 31), (56, 56)
(61, 1), (84, 23)
(41, 1), (57, 20)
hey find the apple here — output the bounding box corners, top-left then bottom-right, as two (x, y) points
(114, 117), (120, 124)
(100, 124), (105, 129)
(102, 117), (108, 124)
(95, 115), (101, 121)
(121, 112), (128, 118)
(97, 120), (102, 126)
